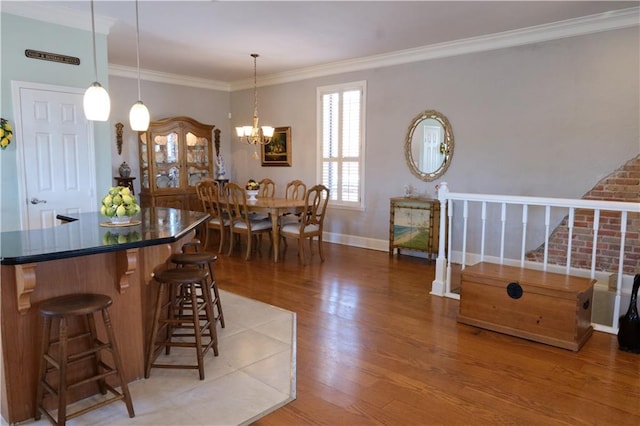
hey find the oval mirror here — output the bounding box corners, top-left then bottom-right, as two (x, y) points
(404, 110), (454, 181)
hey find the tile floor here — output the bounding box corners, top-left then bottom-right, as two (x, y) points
(10, 290), (296, 426)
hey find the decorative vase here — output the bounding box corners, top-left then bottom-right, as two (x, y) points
(617, 274), (640, 354)
(119, 161), (131, 178)
(246, 190), (259, 202)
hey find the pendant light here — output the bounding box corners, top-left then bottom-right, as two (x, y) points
(83, 0), (111, 121)
(235, 53), (274, 145)
(129, 0), (150, 131)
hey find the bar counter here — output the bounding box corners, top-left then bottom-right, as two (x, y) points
(1, 208), (208, 424)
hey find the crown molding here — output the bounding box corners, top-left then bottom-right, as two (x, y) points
(230, 6), (640, 91)
(0, 1), (114, 34)
(109, 64), (231, 92)
(3, 3), (637, 91)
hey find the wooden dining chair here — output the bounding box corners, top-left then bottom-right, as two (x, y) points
(280, 184), (329, 264)
(251, 178), (276, 221)
(225, 182), (273, 260)
(196, 179), (229, 253)
(258, 178), (276, 198)
(285, 179), (306, 201)
(280, 179), (307, 228)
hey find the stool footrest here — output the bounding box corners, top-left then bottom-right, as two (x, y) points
(39, 385), (130, 423)
(67, 340), (110, 363)
(67, 366), (118, 390)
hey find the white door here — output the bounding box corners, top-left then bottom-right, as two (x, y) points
(14, 82), (96, 229)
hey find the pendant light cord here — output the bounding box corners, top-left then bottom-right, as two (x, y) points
(135, 0), (141, 101)
(90, 0), (98, 82)
(252, 53), (259, 118)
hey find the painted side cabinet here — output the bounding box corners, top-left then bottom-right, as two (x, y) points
(389, 196), (441, 259)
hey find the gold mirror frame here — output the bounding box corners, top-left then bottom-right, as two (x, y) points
(404, 109), (454, 182)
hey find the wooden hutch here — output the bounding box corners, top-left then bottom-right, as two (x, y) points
(138, 116), (220, 210)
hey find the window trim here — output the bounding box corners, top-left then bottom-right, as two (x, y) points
(316, 80), (367, 211)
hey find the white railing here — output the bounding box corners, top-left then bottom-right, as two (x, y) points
(431, 182), (639, 334)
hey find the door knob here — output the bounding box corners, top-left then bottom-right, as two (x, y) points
(30, 198), (47, 204)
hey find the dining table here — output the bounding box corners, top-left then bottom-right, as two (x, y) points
(247, 197), (306, 262)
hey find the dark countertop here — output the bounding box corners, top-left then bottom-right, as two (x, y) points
(1, 208), (208, 265)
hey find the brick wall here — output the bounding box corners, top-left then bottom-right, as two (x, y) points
(526, 155), (640, 274)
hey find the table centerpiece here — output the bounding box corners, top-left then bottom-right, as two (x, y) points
(100, 186), (141, 224)
(245, 179), (260, 201)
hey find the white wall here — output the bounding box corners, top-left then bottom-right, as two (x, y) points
(1, 13), (111, 231)
(5, 13), (635, 248)
(108, 76), (231, 195)
(226, 27), (639, 249)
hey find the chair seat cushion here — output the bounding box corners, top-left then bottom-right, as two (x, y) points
(281, 223), (319, 234)
(233, 220), (272, 231)
(209, 217), (230, 226)
(249, 212), (269, 221)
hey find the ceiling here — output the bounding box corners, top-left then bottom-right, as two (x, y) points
(5, 1), (639, 86)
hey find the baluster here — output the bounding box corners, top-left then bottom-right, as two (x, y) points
(499, 202), (506, 263)
(461, 200), (469, 268)
(543, 205), (551, 270)
(590, 209), (600, 278)
(520, 204), (528, 267)
(612, 210), (628, 330)
(480, 201), (487, 262)
(445, 198), (454, 294)
(565, 208), (575, 275)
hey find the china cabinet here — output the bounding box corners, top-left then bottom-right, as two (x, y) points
(389, 196), (442, 260)
(138, 116), (220, 210)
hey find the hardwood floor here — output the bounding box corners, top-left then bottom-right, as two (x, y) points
(212, 241), (640, 425)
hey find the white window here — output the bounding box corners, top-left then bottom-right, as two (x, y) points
(317, 81), (366, 209)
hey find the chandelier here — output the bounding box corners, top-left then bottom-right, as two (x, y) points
(235, 54), (274, 145)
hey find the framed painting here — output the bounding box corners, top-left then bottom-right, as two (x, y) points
(261, 126), (291, 167)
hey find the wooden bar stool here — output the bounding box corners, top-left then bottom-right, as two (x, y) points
(170, 251), (225, 329)
(34, 293), (135, 426)
(146, 267), (218, 380)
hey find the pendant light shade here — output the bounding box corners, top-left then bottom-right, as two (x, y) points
(84, 82), (111, 121)
(83, 0), (111, 121)
(129, 101), (150, 131)
(129, 0), (149, 131)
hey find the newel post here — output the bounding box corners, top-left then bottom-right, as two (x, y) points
(431, 182), (449, 296)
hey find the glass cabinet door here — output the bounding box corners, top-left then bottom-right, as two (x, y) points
(139, 132), (149, 190)
(185, 131), (211, 188)
(153, 132), (180, 189)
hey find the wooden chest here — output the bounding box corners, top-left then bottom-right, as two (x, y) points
(458, 262), (595, 351)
